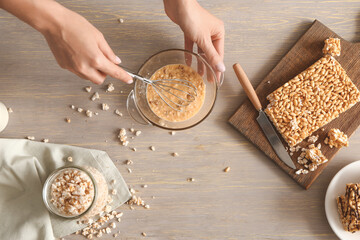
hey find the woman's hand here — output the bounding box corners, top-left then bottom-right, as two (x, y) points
(41, 8), (133, 85)
(164, 0), (225, 74)
(0, 0), (132, 85)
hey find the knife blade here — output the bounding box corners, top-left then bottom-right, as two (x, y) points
(256, 110), (296, 169)
(233, 63), (296, 169)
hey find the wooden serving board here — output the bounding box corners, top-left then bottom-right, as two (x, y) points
(229, 20), (360, 189)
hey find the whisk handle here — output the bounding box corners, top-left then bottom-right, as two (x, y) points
(119, 65), (152, 84)
(125, 71), (137, 79)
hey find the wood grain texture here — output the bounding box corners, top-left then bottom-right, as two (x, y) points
(1, 0), (360, 239)
(229, 20), (360, 190)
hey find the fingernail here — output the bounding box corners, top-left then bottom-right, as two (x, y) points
(215, 62), (226, 72)
(115, 56), (121, 64)
(127, 78), (133, 84)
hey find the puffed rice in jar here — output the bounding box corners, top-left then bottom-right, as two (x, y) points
(43, 166), (109, 219)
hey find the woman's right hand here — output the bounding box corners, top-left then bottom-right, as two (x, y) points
(0, 0), (132, 85)
(40, 5), (133, 85)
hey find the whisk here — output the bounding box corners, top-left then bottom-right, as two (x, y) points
(124, 70), (198, 112)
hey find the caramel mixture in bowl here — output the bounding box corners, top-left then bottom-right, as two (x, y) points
(146, 64), (206, 122)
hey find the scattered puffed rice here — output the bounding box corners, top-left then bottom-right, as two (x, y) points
(323, 37), (341, 56)
(105, 227), (111, 234)
(150, 146), (155, 151)
(172, 152), (179, 157)
(325, 128), (349, 148)
(170, 131), (176, 135)
(110, 222), (116, 229)
(106, 83), (115, 92)
(308, 135), (319, 144)
(142, 184), (148, 188)
(67, 156), (73, 162)
(144, 204), (150, 209)
(128, 168), (132, 173)
(85, 86), (92, 92)
(70, 105), (75, 109)
(66, 118), (71, 123)
(224, 167), (231, 172)
(111, 189), (117, 195)
(7, 107), (13, 113)
(113, 233), (118, 237)
(118, 18), (124, 23)
(114, 109), (123, 116)
(135, 130), (141, 136)
(187, 178), (195, 182)
(132, 147), (137, 152)
(142, 232), (147, 237)
(77, 108), (83, 113)
(111, 179), (116, 184)
(295, 169), (309, 175)
(104, 205), (112, 212)
(86, 110), (93, 117)
(26, 136), (35, 140)
(126, 159), (133, 165)
(102, 103), (109, 111)
(91, 92), (100, 101)
(42, 138), (49, 143)
(119, 128), (126, 137)
(130, 128), (135, 133)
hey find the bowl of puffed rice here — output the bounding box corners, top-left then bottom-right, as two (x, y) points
(42, 166), (102, 219)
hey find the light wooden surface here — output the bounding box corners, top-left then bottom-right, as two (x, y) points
(1, 0), (359, 239)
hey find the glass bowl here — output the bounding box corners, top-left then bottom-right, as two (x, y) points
(126, 49), (224, 130)
(42, 166), (98, 219)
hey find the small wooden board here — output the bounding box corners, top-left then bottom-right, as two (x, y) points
(229, 20), (360, 189)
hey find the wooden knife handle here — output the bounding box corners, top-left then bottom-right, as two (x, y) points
(233, 63), (262, 111)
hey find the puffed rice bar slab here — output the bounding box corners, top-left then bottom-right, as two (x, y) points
(265, 55), (360, 147)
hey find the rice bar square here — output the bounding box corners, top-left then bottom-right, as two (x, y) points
(323, 37), (341, 57)
(324, 128), (349, 148)
(337, 183), (360, 233)
(265, 55), (360, 147)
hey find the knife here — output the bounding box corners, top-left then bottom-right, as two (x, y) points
(233, 63), (296, 169)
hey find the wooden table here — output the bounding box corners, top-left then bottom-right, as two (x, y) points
(0, 0), (358, 239)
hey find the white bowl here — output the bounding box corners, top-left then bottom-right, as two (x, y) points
(0, 102), (9, 133)
(325, 160), (360, 239)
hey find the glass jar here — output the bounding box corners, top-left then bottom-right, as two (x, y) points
(42, 166), (108, 220)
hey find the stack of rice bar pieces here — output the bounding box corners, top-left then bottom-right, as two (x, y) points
(337, 184), (360, 232)
(265, 55), (360, 147)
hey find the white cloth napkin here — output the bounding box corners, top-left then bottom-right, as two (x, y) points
(0, 139), (131, 239)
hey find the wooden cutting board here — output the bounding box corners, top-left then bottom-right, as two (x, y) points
(229, 20), (360, 189)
